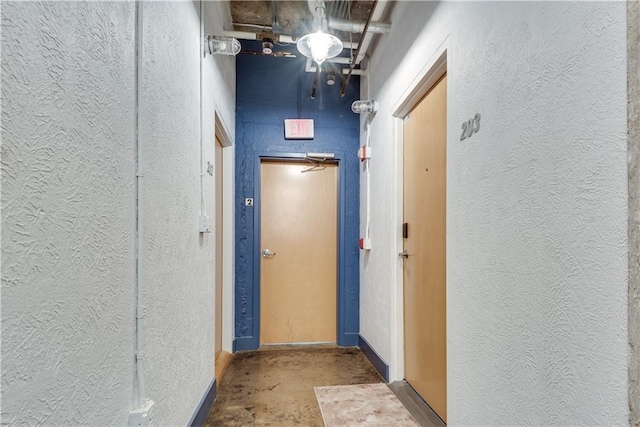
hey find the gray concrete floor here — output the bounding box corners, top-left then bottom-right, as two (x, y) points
(204, 346), (383, 426)
(205, 346), (446, 426)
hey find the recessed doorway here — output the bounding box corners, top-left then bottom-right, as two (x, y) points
(402, 73), (447, 422)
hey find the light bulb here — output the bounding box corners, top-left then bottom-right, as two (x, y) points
(307, 32), (333, 65)
(296, 31), (343, 66)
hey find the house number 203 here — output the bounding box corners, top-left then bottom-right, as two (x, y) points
(460, 113), (481, 141)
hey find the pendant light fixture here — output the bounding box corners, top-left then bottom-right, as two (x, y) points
(297, 1), (343, 66)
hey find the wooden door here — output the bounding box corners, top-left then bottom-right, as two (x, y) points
(214, 137), (223, 358)
(260, 160), (338, 344)
(403, 74), (447, 422)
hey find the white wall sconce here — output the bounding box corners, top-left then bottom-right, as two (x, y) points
(205, 35), (241, 56)
(351, 100), (377, 114)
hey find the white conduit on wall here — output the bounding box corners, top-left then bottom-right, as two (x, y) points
(364, 74), (372, 245)
(133, 0), (146, 411)
(199, 0), (206, 219)
(365, 118), (371, 244)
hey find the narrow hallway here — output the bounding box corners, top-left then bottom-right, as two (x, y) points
(1, 1), (637, 426)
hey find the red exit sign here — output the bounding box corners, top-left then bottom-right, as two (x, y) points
(284, 119), (314, 140)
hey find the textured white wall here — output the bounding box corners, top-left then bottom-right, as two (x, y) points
(1, 2), (136, 425)
(204, 0), (237, 355)
(1, 1), (235, 425)
(140, 1), (235, 425)
(361, 1), (628, 424)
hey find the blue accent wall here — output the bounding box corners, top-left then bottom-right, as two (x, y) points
(234, 40), (361, 350)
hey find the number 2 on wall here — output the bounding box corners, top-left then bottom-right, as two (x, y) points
(460, 113), (481, 141)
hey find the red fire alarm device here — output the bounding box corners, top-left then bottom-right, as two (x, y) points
(359, 238), (371, 250)
(284, 119), (314, 140)
(358, 145), (371, 161)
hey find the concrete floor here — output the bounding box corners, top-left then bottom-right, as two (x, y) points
(204, 346), (383, 426)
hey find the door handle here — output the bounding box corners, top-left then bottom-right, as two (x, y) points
(262, 249), (276, 258)
(399, 250), (409, 259)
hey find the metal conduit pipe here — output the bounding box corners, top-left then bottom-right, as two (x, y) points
(271, 0), (280, 32)
(224, 30), (257, 40)
(355, 0), (389, 64)
(340, 0), (377, 96)
(223, 30), (359, 50)
(307, 0), (326, 17)
(327, 0), (337, 20)
(338, 0), (348, 20)
(311, 67), (320, 99)
(233, 22), (273, 31)
(328, 18), (390, 34)
(305, 58), (366, 75)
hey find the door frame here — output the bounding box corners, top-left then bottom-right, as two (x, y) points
(389, 41), (448, 383)
(252, 152), (349, 346)
(214, 111), (235, 354)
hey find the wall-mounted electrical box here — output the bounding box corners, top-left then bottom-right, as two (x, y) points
(199, 214), (211, 233)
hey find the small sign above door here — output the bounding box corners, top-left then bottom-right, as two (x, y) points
(284, 119), (314, 140)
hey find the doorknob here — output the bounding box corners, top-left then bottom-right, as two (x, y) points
(262, 249), (276, 258)
(399, 250), (409, 259)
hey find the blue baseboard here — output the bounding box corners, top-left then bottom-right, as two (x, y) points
(358, 335), (389, 382)
(188, 377), (217, 427)
(233, 336), (259, 352)
(234, 334), (359, 350)
(341, 332), (359, 347)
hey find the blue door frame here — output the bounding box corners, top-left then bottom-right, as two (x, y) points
(245, 151), (350, 349)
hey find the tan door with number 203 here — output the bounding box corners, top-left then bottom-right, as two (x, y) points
(260, 160), (338, 344)
(403, 74), (447, 422)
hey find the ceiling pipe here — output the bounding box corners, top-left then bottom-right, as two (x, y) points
(328, 18), (390, 34)
(278, 35), (297, 44)
(307, 0), (326, 17)
(305, 58), (365, 75)
(223, 30), (359, 49)
(271, 0), (281, 34)
(225, 30), (257, 40)
(354, 0), (389, 64)
(312, 56), (351, 65)
(340, 0), (378, 96)
(232, 22), (273, 31)
(338, 0), (348, 20)
(311, 67), (320, 99)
